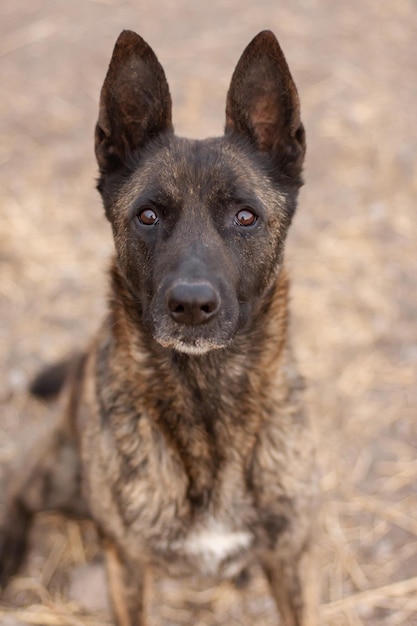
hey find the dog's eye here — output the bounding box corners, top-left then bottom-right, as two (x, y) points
(234, 209), (257, 227)
(137, 208), (159, 226)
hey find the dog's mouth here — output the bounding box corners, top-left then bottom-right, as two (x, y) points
(155, 334), (230, 356)
(152, 317), (236, 355)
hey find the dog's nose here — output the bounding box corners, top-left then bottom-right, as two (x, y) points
(166, 282), (220, 325)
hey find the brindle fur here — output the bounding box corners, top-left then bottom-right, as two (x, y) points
(0, 30), (320, 625)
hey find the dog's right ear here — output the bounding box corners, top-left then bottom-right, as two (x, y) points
(225, 31), (305, 180)
(95, 31), (172, 174)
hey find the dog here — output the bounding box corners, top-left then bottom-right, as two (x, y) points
(0, 30), (320, 626)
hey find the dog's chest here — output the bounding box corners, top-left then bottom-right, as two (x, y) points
(148, 462), (257, 576)
(144, 453), (256, 576)
(174, 515), (253, 577)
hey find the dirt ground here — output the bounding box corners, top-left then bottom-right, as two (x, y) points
(1, 0), (416, 624)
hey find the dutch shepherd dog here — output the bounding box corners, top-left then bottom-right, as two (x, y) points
(0, 30), (320, 625)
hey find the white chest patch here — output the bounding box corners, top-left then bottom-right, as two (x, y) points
(179, 517), (253, 576)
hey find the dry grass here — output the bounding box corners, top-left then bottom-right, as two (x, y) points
(1, 0), (416, 624)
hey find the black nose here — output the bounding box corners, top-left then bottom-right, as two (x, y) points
(166, 282), (220, 325)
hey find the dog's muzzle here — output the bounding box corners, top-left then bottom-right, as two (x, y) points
(150, 269), (239, 355)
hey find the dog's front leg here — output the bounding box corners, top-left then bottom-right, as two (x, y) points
(105, 540), (147, 626)
(261, 541), (319, 626)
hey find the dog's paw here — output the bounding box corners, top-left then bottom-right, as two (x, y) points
(0, 501), (32, 589)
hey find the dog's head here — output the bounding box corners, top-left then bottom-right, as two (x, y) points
(95, 30), (305, 355)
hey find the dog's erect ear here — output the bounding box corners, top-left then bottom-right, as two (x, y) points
(225, 31), (305, 177)
(95, 31), (172, 174)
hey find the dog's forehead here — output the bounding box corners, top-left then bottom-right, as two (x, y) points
(125, 136), (278, 207)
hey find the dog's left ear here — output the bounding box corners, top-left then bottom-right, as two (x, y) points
(95, 30), (173, 175)
(225, 31), (305, 178)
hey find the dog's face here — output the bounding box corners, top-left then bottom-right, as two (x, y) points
(95, 31), (305, 354)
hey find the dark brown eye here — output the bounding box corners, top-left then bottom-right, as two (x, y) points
(138, 208), (158, 226)
(234, 209), (257, 227)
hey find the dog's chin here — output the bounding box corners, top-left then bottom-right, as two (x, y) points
(155, 336), (229, 356)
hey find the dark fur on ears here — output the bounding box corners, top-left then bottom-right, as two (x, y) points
(225, 30), (305, 180)
(95, 30), (173, 175)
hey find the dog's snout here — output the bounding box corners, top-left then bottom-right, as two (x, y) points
(166, 282), (220, 325)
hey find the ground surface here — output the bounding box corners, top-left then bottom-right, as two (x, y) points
(1, 1), (416, 624)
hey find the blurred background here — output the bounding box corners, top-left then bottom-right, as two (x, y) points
(1, 0), (416, 624)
